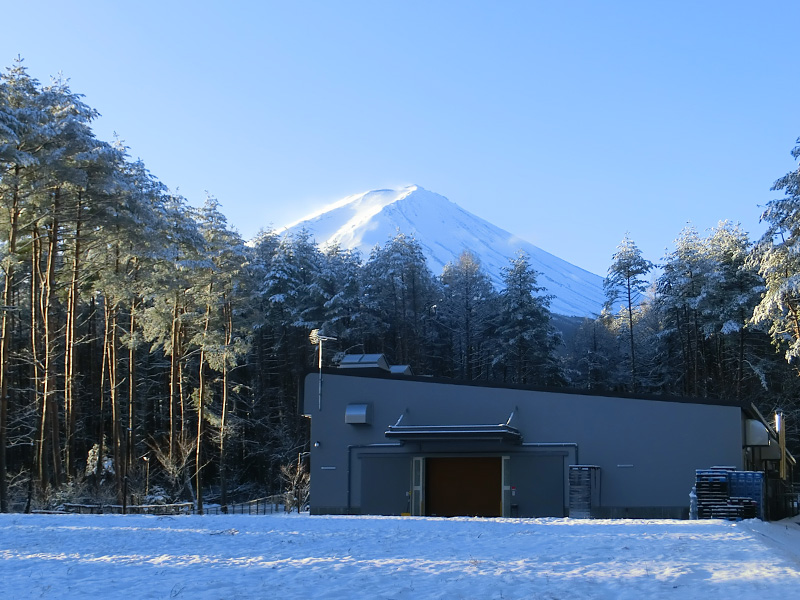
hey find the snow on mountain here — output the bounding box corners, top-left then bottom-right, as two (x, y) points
(279, 185), (605, 317)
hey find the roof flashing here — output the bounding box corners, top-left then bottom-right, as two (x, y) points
(385, 423), (522, 444)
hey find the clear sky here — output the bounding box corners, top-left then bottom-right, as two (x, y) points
(4, 1), (800, 276)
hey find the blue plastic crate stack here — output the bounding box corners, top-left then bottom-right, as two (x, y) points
(728, 471), (765, 520)
(695, 468), (763, 520)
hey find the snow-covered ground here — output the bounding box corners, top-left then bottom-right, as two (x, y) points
(1, 513), (799, 599)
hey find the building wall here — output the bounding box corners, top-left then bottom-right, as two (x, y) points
(303, 372), (744, 518)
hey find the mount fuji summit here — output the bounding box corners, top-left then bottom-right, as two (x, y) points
(278, 185), (605, 317)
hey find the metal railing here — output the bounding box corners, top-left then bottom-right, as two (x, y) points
(202, 496), (285, 515)
(55, 495), (288, 516)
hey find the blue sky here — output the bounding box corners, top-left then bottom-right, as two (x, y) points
(4, 1), (800, 276)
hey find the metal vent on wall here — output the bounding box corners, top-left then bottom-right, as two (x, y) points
(345, 403), (372, 424)
(744, 419), (770, 446)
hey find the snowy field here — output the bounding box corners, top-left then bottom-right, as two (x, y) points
(1, 513), (799, 600)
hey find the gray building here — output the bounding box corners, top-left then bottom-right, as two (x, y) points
(302, 360), (792, 519)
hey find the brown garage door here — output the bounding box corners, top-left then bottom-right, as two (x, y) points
(425, 457), (501, 517)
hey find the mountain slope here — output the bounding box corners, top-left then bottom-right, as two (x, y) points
(279, 185), (605, 317)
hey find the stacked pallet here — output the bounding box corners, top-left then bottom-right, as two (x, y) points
(694, 468), (765, 520)
(695, 468), (731, 519)
(728, 496), (759, 519)
(569, 465), (600, 519)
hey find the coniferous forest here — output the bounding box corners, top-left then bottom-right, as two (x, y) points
(1, 60), (799, 512)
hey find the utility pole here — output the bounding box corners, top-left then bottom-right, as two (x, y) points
(309, 329), (336, 411)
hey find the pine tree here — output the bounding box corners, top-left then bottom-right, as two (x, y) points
(318, 243), (363, 348)
(437, 250), (497, 380)
(493, 251), (562, 385)
(140, 192), (205, 494)
(700, 222), (764, 400)
(656, 226), (710, 395)
(751, 138), (800, 365)
(255, 229), (324, 483)
(0, 58), (44, 511)
(563, 318), (619, 390)
(190, 196), (250, 513)
(361, 232), (439, 367)
(29, 71), (102, 491)
(603, 234), (653, 391)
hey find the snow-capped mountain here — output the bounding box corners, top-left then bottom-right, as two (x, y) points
(279, 185), (605, 317)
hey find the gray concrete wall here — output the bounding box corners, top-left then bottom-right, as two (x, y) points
(304, 372), (744, 517)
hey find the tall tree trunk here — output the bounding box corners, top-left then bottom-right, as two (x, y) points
(64, 192), (82, 477)
(32, 225), (48, 490)
(0, 173), (20, 512)
(169, 296), (180, 462)
(97, 297), (108, 486)
(178, 323), (186, 445)
(736, 325), (745, 401)
(42, 191), (63, 487)
(128, 300), (137, 496)
(104, 300), (122, 499)
(31, 190), (65, 491)
(195, 294), (212, 515)
(219, 299), (232, 510)
(626, 276), (636, 392)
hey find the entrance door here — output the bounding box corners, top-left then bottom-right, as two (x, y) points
(425, 457), (502, 517)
